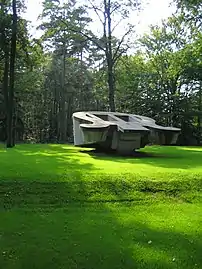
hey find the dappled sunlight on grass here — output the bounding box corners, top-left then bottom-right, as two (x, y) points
(0, 143), (202, 183)
(0, 144), (98, 181)
(0, 143), (201, 206)
(106, 203), (202, 268)
(0, 143), (202, 204)
(0, 144), (202, 268)
(1, 203), (201, 269)
(84, 145), (202, 175)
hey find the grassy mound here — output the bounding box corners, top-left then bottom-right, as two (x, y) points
(0, 144), (202, 205)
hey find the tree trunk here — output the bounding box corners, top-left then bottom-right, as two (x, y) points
(105, 0), (116, 112)
(59, 96), (66, 142)
(59, 43), (67, 143)
(2, 51), (9, 109)
(197, 85), (202, 145)
(107, 60), (115, 112)
(7, 0), (17, 148)
(2, 52), (9, 143)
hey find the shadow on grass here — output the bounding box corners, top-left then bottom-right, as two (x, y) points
(0, 143), (99, 181)
(0, 144), (202, 268)
(4, 143), (201, 172)
(0, 144), (202, 207)
(1, 178), (202, 209)
(0, 195), (202, 268)
(80, 146), (202, 170)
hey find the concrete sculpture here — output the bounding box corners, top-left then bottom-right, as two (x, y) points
(72, 111), (180, 154)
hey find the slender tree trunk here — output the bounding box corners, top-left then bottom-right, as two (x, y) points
(2, 52), (9, 143)
(2, 7), (9, 143)
(53, 87), (58, 140)
(2, 52), (9, 108)
(107, 60), (115, 112)
(59, 43), (67, 143)
(7, 0), (17, 148)
(197, 85), (202, 145)
(12, 103), (16, 144)
(104, 0), (116, 112)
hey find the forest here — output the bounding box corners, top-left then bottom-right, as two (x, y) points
(0, 0), (202, 148)
(1, 2), (202, 268)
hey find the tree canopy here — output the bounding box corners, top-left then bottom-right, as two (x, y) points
(0, 0), (202, 146)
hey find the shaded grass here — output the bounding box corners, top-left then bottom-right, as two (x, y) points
(0, 144), (202, 269)
(0, 143), (202, 203)
(0, 144), (202, 181)
(1, 204), (202, 269)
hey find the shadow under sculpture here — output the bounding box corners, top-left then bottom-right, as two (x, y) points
(72, 111), (181, 155)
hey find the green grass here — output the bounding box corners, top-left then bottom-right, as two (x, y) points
(0, 143), (202, 269)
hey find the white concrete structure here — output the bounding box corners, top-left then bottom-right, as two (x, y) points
(73, 111), (180, 154)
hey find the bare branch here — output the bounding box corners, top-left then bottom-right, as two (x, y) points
(113, 47), (129, 64)
(111, 20), (121, 33)
(103, 0), (108, 55)
(112, 27), (133, 63)
(87, 0), (104, 25)
(59, 18), (106, 52)
(110, 3), (121, 15)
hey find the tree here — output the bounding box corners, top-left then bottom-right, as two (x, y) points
(46, 0), (140, 111)
(0, 0), (18, 147)
(83, 0), (141, 111)
(40, 0), (93, 142)
(7, 0), (17, 147)
(174, 0), (202, 28)
(0, 1), (42, 145)
(1, 0), (201, 146)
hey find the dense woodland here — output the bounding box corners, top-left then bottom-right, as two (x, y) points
(0, 0), (202, 147)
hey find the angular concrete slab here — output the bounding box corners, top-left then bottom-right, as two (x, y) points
(72, 111), (181, 154)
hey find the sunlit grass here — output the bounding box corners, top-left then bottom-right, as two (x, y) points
(0, 143), (202, 181)
(0, 143), (202, 269)
(1, 203), (202, 269)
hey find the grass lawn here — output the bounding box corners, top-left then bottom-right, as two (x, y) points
(0, 143), (202, 269)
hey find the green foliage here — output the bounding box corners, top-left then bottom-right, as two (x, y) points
(40, 0), (91, 52)
(1, 0), (202, 145)
(114, 12), (202, 143)
(174, 0), (202, 28)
